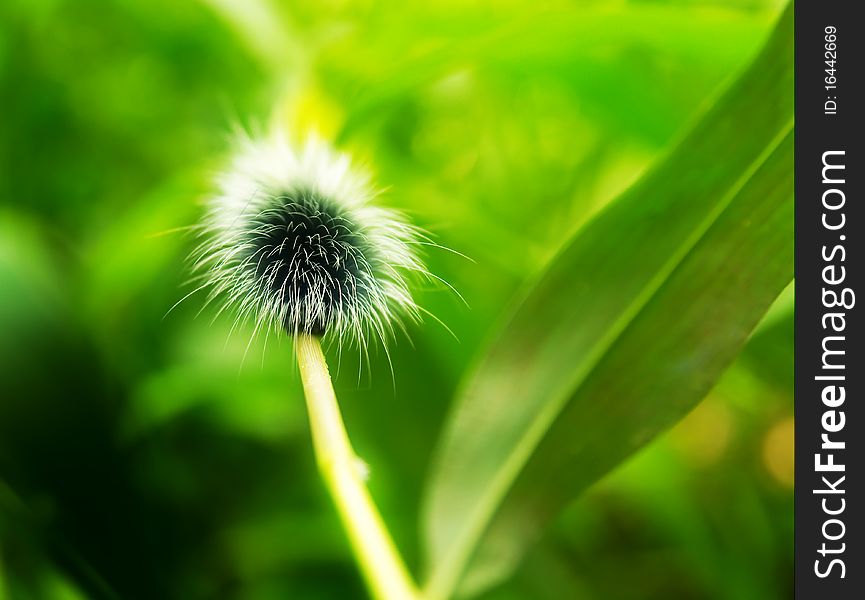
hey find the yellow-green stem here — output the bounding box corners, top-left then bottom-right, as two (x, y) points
(295, 333), (420, 600)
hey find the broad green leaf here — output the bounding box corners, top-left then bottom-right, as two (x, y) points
(421, 6), (793, 598)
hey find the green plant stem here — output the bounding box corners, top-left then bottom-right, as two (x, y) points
(295, 333), (420, 600)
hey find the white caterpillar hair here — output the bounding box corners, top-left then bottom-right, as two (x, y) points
(191, 131), (426, 349)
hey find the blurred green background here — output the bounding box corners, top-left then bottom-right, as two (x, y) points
(0, 0), (791, 598)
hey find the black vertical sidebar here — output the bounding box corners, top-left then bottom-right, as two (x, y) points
(794, 1), (864, 598)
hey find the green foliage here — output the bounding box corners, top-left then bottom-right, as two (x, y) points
(0, 1), (792, 599)
(423, 8), (792, 596)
